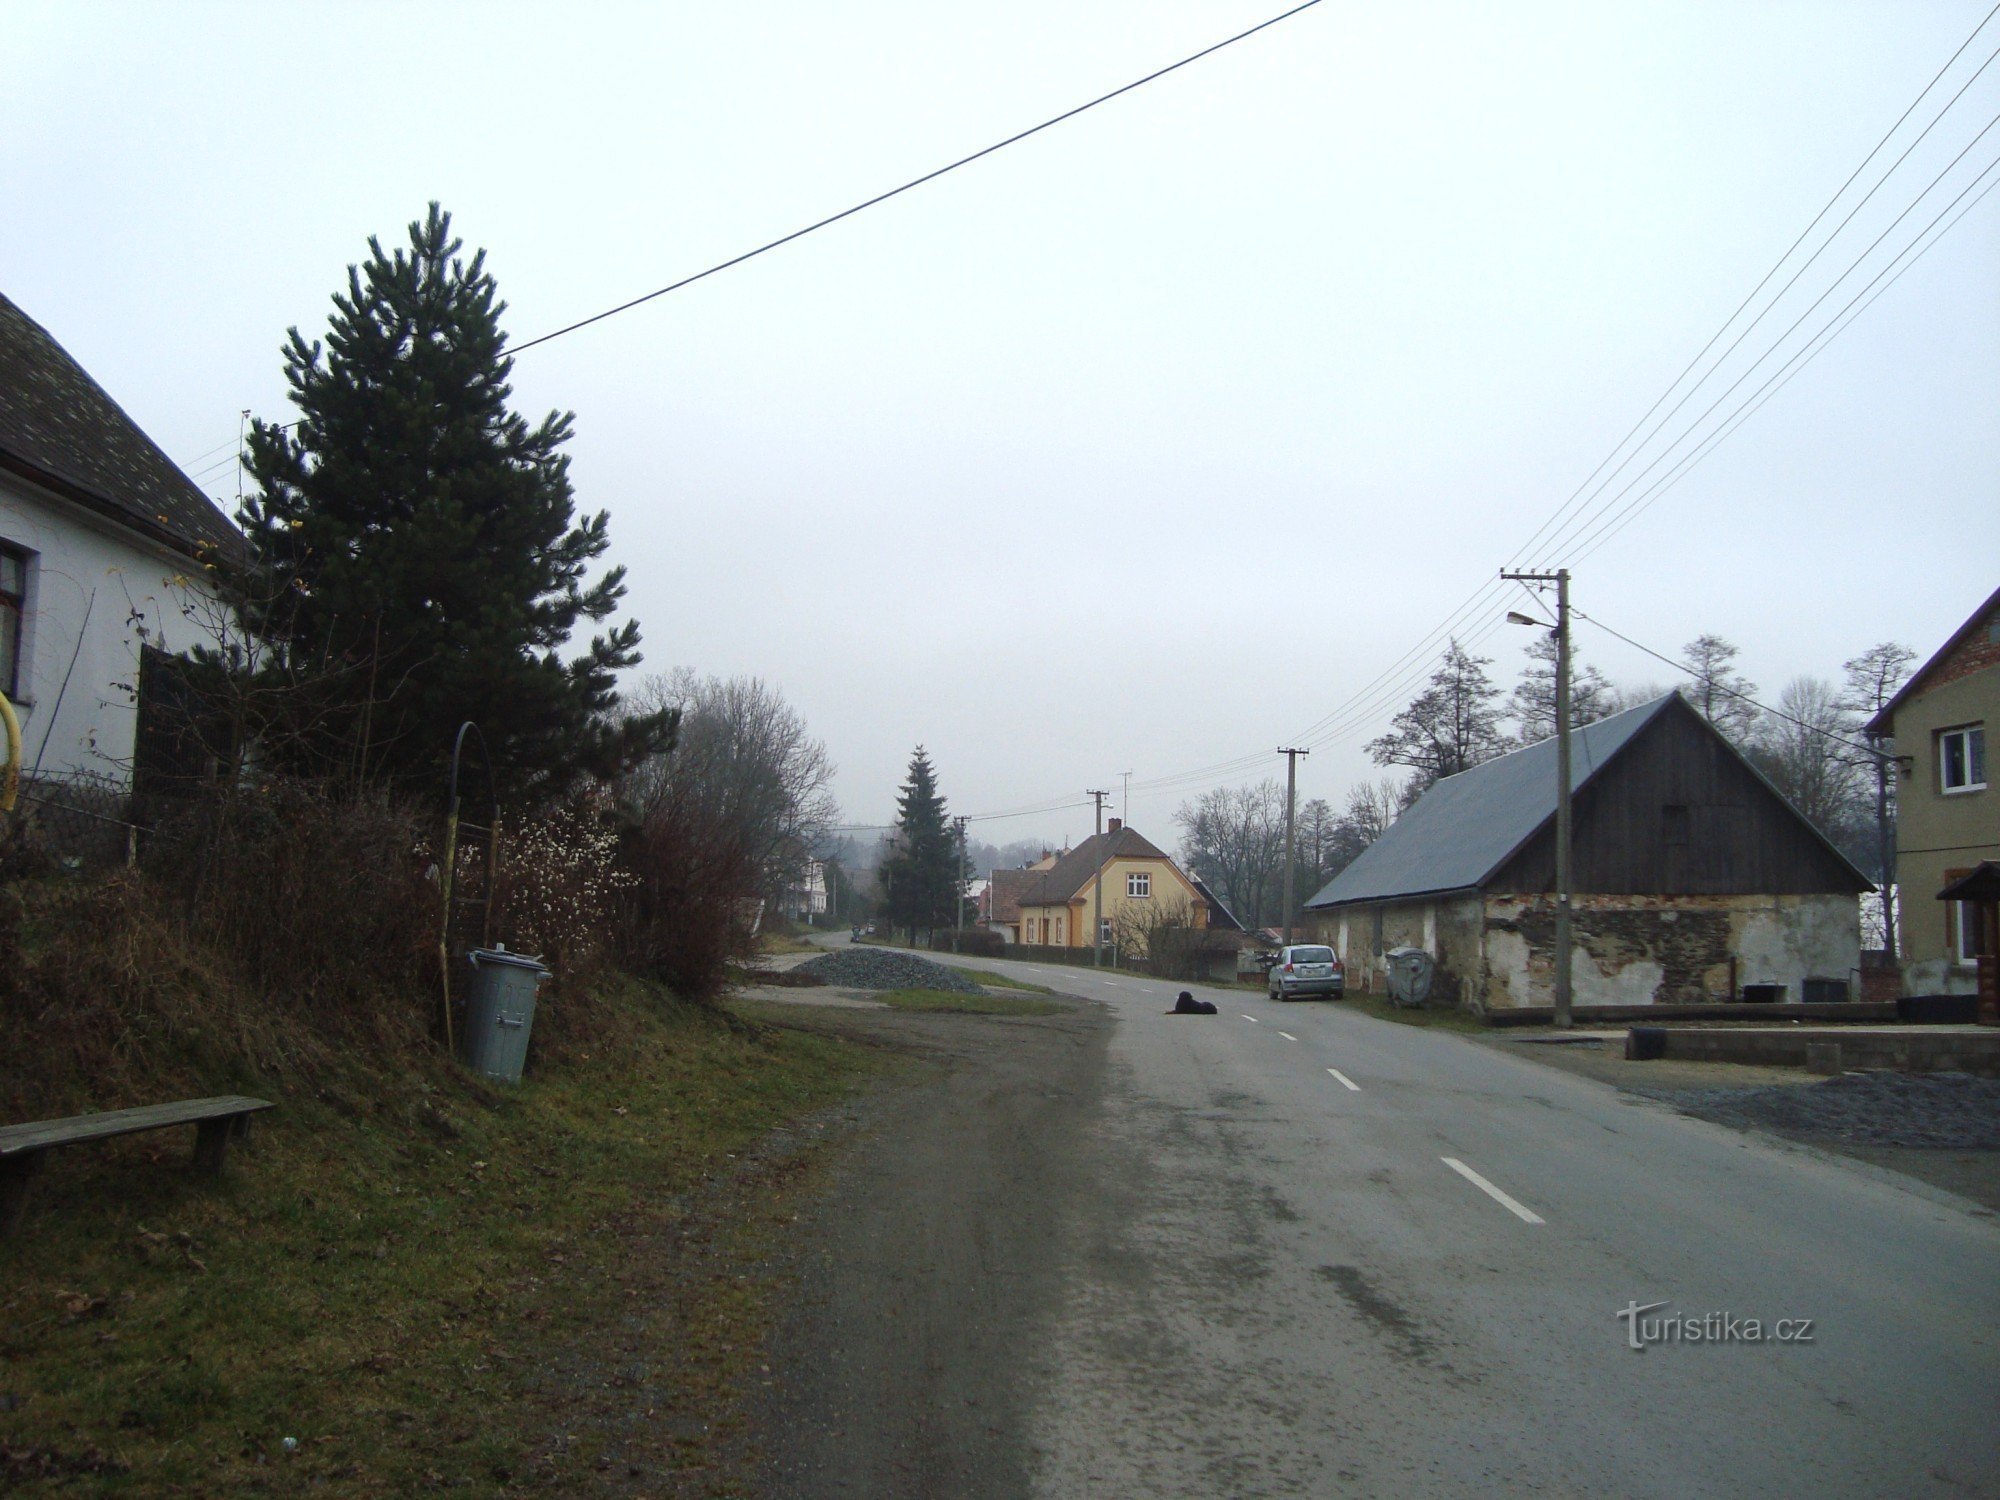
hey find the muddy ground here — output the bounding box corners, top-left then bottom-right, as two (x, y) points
(736, 992), (1108, 1498)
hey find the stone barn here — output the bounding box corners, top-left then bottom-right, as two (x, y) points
(1302, 693), (1871, 1012)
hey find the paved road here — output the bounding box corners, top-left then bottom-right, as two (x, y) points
(780, 943), (2000, 1496)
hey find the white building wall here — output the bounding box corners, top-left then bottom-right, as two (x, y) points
(0, 474), (224, 784)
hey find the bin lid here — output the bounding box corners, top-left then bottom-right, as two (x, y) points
(467, 946), (550, 974)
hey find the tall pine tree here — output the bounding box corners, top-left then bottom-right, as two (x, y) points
(233, 204), (672, 798)
(881, 746), (957, 941)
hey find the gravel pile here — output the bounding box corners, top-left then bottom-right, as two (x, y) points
(1634, 1071), (2000, 1150)
(795, 949), (985, 994)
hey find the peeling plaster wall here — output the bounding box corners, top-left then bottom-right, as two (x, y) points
(1308, 898), (1482, 1003)
(1481, 893), (1860, 1009)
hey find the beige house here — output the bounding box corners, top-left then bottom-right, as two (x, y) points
(1867, 585), (1998, 997)
(1014, 821), (1210, 951)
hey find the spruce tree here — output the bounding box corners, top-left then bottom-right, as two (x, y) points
(881, 746), (957, 941)
(233, 204), (672, 798)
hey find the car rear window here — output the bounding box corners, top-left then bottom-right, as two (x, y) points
(1293, 947), (1334, 963)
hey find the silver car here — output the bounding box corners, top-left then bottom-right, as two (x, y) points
(1268, 944), (1344, 1001)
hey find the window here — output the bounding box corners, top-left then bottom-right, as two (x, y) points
(1940, 725), (1986, 793)
(1662, 804), (1690, 845)
(1054, 917), (1065, 944)
(1957, 902), (1984, 964)
(1100, 918), (1113, 946)
(0, 544), (25, 700)
(1127, 871), (1151, 898)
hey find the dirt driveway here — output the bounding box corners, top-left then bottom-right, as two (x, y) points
(737, 990), (1109, 1498)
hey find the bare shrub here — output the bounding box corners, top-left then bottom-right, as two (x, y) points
(930, 928), (1005, 958)
(616, 792), (762, 1002)
(142, 781), (437, 1008)
(1112, 895), (1234, 981)
(0, 874), (436, 1119)
(493, 788), (633, 986)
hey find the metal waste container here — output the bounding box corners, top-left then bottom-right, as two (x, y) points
(462, 946), (549, 1083)
(1385, 946), (1435, 1008)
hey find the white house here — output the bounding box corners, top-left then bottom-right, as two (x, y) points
(0, 291), (242, 796)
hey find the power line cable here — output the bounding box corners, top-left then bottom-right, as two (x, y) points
(1574, 610), (1888, 762)
(1546, 109), (2000, 568)
(1504, 1), (2000, 568)
(507, 0), (1328, 356)
(1564, 144), (2000, 562)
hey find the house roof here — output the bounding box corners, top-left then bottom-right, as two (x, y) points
(1016, 825), (1175, 907)
(1864, 583), (2000, 735)
(0, 291), (244, 561)
(983, 867), (1035, 924)
(1191, 875), (1244, 932)
(1304, 696), (1674, 909)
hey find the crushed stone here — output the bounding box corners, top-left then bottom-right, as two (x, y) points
(1632, 1070), (2000, 1150)
(793, 949), (985, 995)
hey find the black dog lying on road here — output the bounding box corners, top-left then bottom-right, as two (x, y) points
(1169, 991), (1218, 1015)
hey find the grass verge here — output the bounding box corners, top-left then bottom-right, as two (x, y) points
(0, 978), (884, 1496)
(871, 988), (1066, 1018)
(1337, 992), (1489, 1033)
(937, 966), (1056, 995)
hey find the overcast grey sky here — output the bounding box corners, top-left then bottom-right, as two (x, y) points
(6, 2), (1996, 845)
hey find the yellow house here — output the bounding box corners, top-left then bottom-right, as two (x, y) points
(1015, 821), (1211, 951)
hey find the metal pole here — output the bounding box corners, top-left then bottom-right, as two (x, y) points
(1088, 789), (1109, 966)
(1279, 747), (1308, 946)
(1553, 569), (1574, 1029)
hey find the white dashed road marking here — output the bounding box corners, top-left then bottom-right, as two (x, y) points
(1441, 1157), (1545, 1225)
(1242, 1014), (1260, 1023)
(1277, 1031), (1298, 1042)
(1326, 1068), (1360, 1091)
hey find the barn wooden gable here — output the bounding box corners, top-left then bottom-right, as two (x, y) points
(1490, 693), (1870, 897)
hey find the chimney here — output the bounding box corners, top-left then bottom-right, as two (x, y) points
(1108, 817), (1122, 833)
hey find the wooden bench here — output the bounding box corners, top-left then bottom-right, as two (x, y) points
(0, 1096), (274, 1234)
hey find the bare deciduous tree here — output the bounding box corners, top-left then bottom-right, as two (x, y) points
(1679, 634), (1759, 743)
(1110, 893), (1231, 979)
(1175, 780), (1286, 929)
(623, 670), (838, 907)
(1842, 641), (1917, 956)
(1508, 631), (1614, 746)
(1749, 676), (1864, 837)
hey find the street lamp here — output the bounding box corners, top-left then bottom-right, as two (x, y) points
(1501, 570), (1574, 1029)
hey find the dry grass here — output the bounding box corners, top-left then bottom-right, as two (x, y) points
(871, 988), (1066, 1018)
(0, 977), (883, 1496)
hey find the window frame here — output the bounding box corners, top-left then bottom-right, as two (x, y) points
(1126, 871), (1151, 899)
(0, 541), (26, 702)
(1939, 724), (1986, 795)
(1956, 901), (1982, 965)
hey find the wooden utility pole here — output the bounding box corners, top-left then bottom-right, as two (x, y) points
(1087, 788), (1110, 966)
(1278, 747), (1309, 946)
(1502, 569), (1573, 1027)
(952, 815), (969, 940)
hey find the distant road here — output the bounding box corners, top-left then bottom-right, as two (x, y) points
(761, 938), (2000, 1497)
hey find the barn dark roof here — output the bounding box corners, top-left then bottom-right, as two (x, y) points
(1304, 697), (1674, 909)
(1016, 825), (1174, 906)
(0, 290), (243, 560)
(1306, 692), (1871, 908)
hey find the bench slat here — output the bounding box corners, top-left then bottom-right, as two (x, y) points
(0, 1096), (274, 1157)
